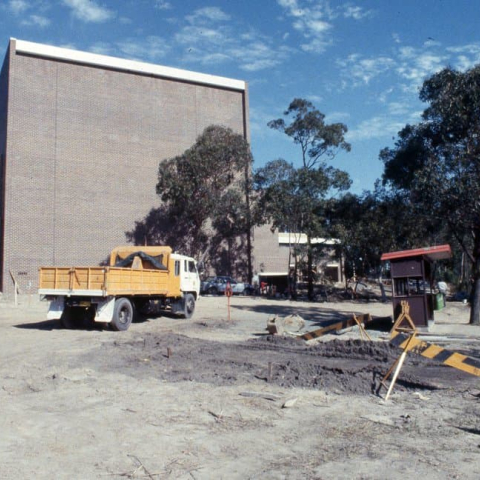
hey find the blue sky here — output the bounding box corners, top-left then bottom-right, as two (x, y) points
(2, 0), (480, 194)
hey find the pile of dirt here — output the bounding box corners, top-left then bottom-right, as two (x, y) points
(86, 333), (474, 396)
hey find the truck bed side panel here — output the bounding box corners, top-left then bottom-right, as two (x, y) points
(39, 267), (106, 291)
(105, 268), (180, 296)
(39, 266), (182, 297)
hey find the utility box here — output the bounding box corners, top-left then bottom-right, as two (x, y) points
(381, 245), (452, 329)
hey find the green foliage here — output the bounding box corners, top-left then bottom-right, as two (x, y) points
(328, 185), (439, 280)
(268, 98), (351, 169)
(156, 125), (252, 229)
(254, 160), (350, 238)
(381, 64), (480, 324)
(128, 125), (253, 277)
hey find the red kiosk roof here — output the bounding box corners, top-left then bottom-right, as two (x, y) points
(381, 244), (452, 262)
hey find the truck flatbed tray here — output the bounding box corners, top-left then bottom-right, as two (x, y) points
(38, 266), (174, 296)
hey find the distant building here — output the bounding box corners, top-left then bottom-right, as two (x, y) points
(0, 39), (249, 295)
(252, 227), (344, 293)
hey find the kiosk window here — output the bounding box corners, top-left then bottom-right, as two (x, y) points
(394, 278), (428, 296)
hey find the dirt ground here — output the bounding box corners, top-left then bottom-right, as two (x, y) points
(1, 294), (480, 479)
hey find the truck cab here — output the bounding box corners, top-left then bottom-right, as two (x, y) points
(172, 253), (200, 297)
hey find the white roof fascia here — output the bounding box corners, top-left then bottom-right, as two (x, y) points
(278, 232), (339, 245)
(13, 38), (246, 92)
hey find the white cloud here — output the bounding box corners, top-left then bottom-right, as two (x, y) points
(62, 0), (114, 23)
(116, 36), (170, 61)
(337, 54), (395, 85)
(277, 1), (373, 53)
(347, 115), (406, 141)
(277, 0), (304, 18)
(174, 8), (292, 72)
(378, 87), (394, 103)
(387, 102), (410, 116)
(306, 94), (323, 104)
(338, 40), (480, 93)
(226, 40), (291, 72)
(5, 0), (51, 27)
(423, 39), (441, 48)
(7, 0), (29, 14)
(186, 6), (230, 25)
(175, 26), (228, 47)
(154, 0), (171, 10)
(325, 111), (351, 122)
(455, 55), (477, 72)
(10, 0), (28, 13)
(343, 5), (374, 20)
(241, 58), (280, 72)
(21, 14), (50, 27)
(448, 44), (480, 55)
(396, 50), (448, 91)
(88, 37), (170, 62)
(447, 44), (480, 71)
(188, 52), (231, 66)
(278, 0), (333, 53)
(89, 42), (114, 56)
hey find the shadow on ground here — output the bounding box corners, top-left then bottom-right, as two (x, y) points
(14, 319), (63, 330)
(231, 300), (362, 328)
(14, 319), (107, 331)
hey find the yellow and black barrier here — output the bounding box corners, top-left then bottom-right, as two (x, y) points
(300, 314), (372, 341)
(390, 331), (480, 378)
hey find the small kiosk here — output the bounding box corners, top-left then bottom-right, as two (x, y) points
(381, 245), (452, 329)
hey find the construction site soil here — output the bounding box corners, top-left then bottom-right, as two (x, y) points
(95, 332), (473, 395)
(2, 295), (480, 479)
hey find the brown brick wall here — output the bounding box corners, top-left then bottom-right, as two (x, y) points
(0, 48), (9, 291)
(252, 225), (290, 274)
(2, 41), (247, 295)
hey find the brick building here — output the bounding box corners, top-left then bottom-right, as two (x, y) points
(252, 229), (343, 293)
(0, 39), (248, 295)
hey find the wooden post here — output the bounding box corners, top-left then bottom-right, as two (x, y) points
(385, 350), (408, 401)
(226, 282), (233, 321)
(380, 331), (417, 399)
(9, 270), (19, 306)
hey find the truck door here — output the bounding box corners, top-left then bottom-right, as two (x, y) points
(181, 258), (199, 295)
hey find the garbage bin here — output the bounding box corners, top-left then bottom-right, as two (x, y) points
(434, 292), (445, 310)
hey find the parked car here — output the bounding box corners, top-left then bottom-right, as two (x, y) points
(201, 276), (254, 295)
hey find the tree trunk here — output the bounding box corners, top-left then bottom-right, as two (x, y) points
(469, 275), (480, 325)
(292, 250), (298, 300)
(469, 232), (480, 325)
(245, 225), (253, 284)
(244, 161), (253, 283)
(307, 235), (314, 301)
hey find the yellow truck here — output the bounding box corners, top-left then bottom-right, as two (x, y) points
(38, 246), (200, 331)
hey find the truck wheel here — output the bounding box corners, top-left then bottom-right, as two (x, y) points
(60, 306), (94, 329)
(111, 298), (133, 331)
(60, 306), (79, 329)
(183, 294), (196, 319)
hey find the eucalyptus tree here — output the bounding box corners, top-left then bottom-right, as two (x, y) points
(129, 125), (253, 278)
(381, 65), (480, 324)
(257, 99), (351, 299)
